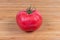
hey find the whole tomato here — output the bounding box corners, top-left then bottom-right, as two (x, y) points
(16, 7), (42, 32)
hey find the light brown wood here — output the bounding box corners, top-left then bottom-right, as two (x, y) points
(0, 0), (60, 40)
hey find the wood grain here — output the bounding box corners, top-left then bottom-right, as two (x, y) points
(0, 0), (60, 40)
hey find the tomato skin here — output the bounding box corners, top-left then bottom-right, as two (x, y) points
(16, 10), (42, 32)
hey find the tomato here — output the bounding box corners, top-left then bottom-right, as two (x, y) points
(16, 7), (42, 32)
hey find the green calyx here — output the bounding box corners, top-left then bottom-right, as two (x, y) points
(26, 7), (32, 14)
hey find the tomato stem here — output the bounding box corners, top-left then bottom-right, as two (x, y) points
(26, 7), (32, 14)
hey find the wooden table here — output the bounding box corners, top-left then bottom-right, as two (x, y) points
(0, 0), (60, 40)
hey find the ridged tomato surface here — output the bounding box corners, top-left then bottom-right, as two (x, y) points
(16, 10), (42, 32)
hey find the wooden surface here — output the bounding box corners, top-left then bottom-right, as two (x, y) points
(0, 0), (60, 40)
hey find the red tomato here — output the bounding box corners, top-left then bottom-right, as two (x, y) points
(16, 7), (42, 32)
